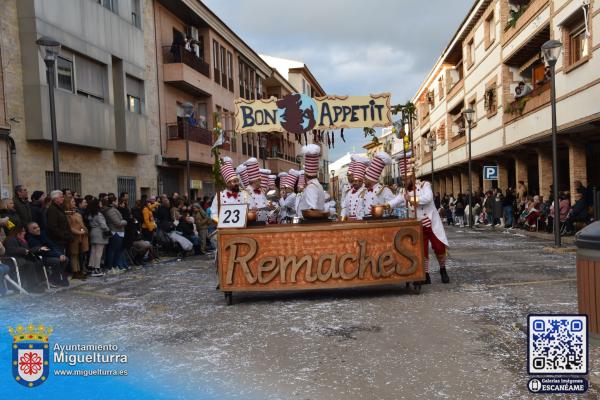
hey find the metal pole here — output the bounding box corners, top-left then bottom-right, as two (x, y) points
(550, 63), (560, 247)
(45, 60), (60, 190)
(468, 121), (473, 228)
(185, 121), (191, 199)
(430, 151), (434, 194)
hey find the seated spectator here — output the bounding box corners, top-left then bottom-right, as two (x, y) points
(26, 222), (69, 287)
(3, 225), (47, 293)
(563, 192), (590, 235)
(141, 198), (157, 242)
(178, 211), (202, 255)
(0, 198), (22, 235)
(30, 191), (47, 232)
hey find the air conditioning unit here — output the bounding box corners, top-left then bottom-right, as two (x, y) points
(186, 26), (199, 41)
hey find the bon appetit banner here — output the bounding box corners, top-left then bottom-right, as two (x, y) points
(234, 93), (392, 134)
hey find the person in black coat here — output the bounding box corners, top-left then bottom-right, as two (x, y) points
(3, 226), (47, 293)
(30, 191), (47, 233)
(26, 222), (69, 287)
(564, 192), (590, 234)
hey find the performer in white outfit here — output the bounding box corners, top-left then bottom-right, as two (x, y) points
(209, 156), (248, 222)
(323, 192), (336, 216)
(236, 164), (249, 190)
(294, 170), (306, 216)
(363, 151), (395, 218)
(340, 154), (357, 207)
(340, 155), (370, 220)
(386, 175), (450, 284)
(298, 144), (325, 213)
(278, 170), (298, 222)
(244, 158), (268, 222)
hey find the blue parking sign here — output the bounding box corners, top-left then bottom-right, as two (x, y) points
(483, 165), (498, 180)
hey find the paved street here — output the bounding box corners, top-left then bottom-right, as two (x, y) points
(2, 226), (598, 399)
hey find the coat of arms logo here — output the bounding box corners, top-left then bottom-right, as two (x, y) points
(9, 324), (53, 388)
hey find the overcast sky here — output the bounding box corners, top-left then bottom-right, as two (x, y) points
(203, 0), (473, 161)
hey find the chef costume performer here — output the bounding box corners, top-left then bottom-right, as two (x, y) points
(386, 175), (449, 284)
(341, 155), (370, 220)
(268, 175), (277, 192)
(294, 170), (306, 216)
(209, 156), (248, 223)
(298, 144), (325, 213)
(363, 151), (394, 217)
(278, 171), (297, 222)
(244, 158), (268, 222)
(236, 164), (249, 190)
(340, 154), (356, 206)
(323, 192), (336, 216)
(259, 169), (271, 191)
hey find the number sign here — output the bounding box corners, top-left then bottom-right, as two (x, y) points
(218, 204), (248, 229)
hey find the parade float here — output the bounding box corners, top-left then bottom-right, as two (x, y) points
(212, 92), (423, 304)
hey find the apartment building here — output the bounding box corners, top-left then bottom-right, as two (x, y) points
(261, 55), (330, 187)
(412, 0), (600, 201)
(1, 0), (159, 200)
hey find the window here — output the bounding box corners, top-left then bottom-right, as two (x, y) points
(466, 38), (475, 67)
(130, 0), (141, 28)
(242, 134), (247, 155)
(75, 55), (107, 102)
(256, 76), (262, 99)
(437, 76), (444, 100)
(484, 81), (498, 117)
(569, 23), (589, 65)
(468, 98), (477, 126)
(213, 40), (220, 84)
(101, 0), (118, 13)
(56, 56), (74, 92)
(117, 176), (137, 204)
(485, 12), (495, 48)
(126, 75), (143, 114)
(226, 51), (233, 91)
(45, 171), (81, 194)
(220, 45), (226, 88)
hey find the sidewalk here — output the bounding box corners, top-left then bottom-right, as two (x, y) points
(453, 222), (577, 246)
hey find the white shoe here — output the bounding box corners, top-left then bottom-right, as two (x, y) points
(112, 268), (124, 275)
(91, 268), (105, 277)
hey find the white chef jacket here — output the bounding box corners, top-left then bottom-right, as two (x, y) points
(279, 193), (297, 221)
(247, 187), (268, 222)
(341, 186), (366, 220)
(209, 189), (249, 223)
(363, 183), (394, 217)
(298, 179), (325, 212)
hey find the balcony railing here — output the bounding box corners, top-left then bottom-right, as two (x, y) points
(167, 121), (213, 146)
(503, 81), (550, 124)
(163, 46), (210, 78)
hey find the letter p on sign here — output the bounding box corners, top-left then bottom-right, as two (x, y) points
(483, 165), (499, 180)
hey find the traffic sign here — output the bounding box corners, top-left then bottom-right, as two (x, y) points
(483, 165), (498, 180)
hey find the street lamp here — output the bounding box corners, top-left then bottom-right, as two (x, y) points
(542, 39), (563, 247)
(36, 36), (61, 190)
(426, 135), (437, 193)
(182, 101), (194, 199)
(463, 107), (475, 228)
(259, 133), (268, 168)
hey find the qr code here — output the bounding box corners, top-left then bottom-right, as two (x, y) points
(528, 315), (587, 374)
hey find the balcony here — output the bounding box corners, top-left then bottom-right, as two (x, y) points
(503, 0), (549, 45)
(503, 81), (550, 124)
(448, 129), (466, 151)
(162, 46), (212, 96)
(266, 154), (300, 173)
(167, 121), (213, 146)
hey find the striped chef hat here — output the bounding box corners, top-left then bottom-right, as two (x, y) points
(300, 144), (321, 176)
(268, 174), (277, 188)
(365, 151), (392, 182)
(259, 169), (271, 190)
(347, 154), (358, 176)
(278, 172), (289, 189)
(283, 169), (299, 189)
(236, 164), (249, 187)
(219, 156), (237, 183)
(244, 158), (260, 183)
(297, 170), (306, 190)
(352, 156), (371, 180)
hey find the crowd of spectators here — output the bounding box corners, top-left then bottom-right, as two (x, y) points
(0, 186), (216, 295)
(436, 180), (595, 235)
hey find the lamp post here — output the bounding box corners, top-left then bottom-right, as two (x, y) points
(426, 135), (437, 194)
(259, 133), (268, 168)
(463, 107), (475, 229)
(542, 39), (563, 247)
(182, 102), (194, 198)
(36, 36), (61, 190)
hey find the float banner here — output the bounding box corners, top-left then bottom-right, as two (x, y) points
(217, 220), (424, 292)
(234, 93), (392, 134)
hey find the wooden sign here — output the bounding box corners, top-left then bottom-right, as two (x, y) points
(218, 220), (424, 292)
(217, 204), (248, 229)
(235, 93), (392, 134)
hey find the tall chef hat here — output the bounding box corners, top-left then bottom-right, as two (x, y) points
(283, 169), (299, 189)
(259, 168), (271, 189)
(300, 144), (321, 176)
(236, 164), (249, 187)
(278, 172), (289, 189)
(352, 156), (371, 180)
(268, 174), (277, 188)
(297, 170), (306, 190)
(365, 151), (392, 182)
(219, 156), (237, 183)
(244, 158), (260, 182)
